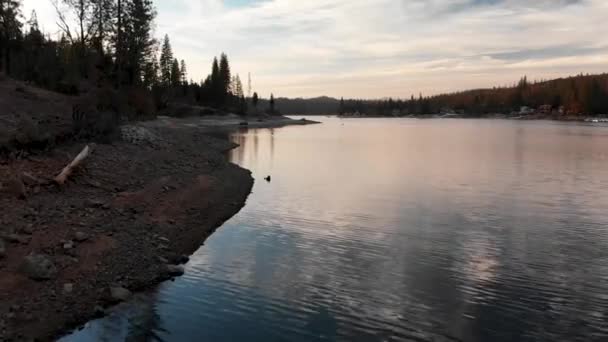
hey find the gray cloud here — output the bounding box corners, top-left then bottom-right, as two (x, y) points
(21, 0), (608, 98)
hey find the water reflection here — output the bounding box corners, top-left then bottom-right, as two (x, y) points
(62, 118), (608, 341)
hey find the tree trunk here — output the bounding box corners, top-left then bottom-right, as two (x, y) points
(116, 0), (123, 86)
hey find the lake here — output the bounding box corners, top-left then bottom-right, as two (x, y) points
(62, 117), (608, 341)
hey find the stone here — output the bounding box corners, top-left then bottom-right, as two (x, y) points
(166, 264), (185, 277)
(74, 232), (89, 242)
(21, 224), (35, 235)
(63, 283), (73, 294)
(21, 254), (57, 280)
(21, 172), (40, 186)
(157, 256), (169, 264)
(93, 305), (105, 317)
(176, 255), (190, 264)
(85, 199), (104, 208)
(109, 287), (131, 302)
(63, 241), (74, 250)
(4, 234), (31, 245)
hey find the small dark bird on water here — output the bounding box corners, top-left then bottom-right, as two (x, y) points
(264, 176), (271, 182)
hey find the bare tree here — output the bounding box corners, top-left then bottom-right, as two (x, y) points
(51, 0), (96, 50)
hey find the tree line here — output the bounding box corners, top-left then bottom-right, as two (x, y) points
(0, 0), (278, 121)
(342, 74), (608, 117)
(253, 74), (608, 117)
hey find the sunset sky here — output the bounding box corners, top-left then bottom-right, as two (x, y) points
(22, 0), (608, 99)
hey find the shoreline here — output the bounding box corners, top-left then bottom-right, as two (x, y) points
(0, 115), (316, 341)
(335, 114), (606, 122)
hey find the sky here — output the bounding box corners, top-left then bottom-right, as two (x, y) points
(21, 0), (608, 99)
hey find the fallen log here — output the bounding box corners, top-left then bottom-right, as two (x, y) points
(54, 145), (91, 185)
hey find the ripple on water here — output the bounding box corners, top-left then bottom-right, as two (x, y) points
(61, 118), (608, 342)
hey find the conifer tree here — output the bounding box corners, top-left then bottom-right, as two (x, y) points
(180, 59), (187, 84)
(219, 53), (231, 96)
(124, 0), (156, 85)
(269, 93), (275, 114)
(170, 58), (180, 87)
(159, 34), (173, 85)
(0, 0), (23, 73)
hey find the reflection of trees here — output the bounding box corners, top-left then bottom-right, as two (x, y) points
(269, 129), (275, 167)
(125, 294), (166, 342)
(230, 133), (247, 165)
(80, 292), (166, 342)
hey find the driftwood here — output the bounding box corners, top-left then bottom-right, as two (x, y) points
(54, 145), (91, 185)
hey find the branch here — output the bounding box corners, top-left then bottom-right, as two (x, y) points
(51, 0), (75, 43)
(55, 145), (91, 185)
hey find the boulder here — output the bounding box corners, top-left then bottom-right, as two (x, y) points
(21, 254), (57, 280)
(63, 283), (74, 294)
(93, 305), (105, 317)
(109, 287), (131, 302)
(166, 264), (185, 277)
(74, 232), (89, 242)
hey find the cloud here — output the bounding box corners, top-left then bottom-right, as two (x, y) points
(21, 0), (608, 98)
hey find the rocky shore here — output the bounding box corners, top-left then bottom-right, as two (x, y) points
(0, 115), (316, 341)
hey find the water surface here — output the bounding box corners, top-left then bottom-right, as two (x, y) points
(63, 118), (608, 341)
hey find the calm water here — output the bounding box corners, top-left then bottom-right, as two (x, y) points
(63, 118), (608, 342)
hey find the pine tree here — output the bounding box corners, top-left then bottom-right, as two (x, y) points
(179, 59), (187, 84)
(269, 93), (275, 114)
(170, 58), (180, 87)
(240, 94), (247, 115)
(124, 0), (156, 85)
(142, 58), (158, 89)
(210, 56), (220, 100)
(92, 0), (112, 53)
(252, 92), (259, 109)
(219, 52), (230, 97)
(234, 74), (243, 98)
(159, 34), (173, 85)
(0, 0), (23, 73)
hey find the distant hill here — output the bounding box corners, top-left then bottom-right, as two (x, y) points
(254, 96), (340, 115)
(272, 73), (608, 117)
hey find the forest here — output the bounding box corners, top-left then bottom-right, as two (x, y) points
(272, 74), (608, 117)
(0, 0), (278, 123)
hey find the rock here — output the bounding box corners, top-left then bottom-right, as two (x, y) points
(166, 264), (185, 277)
(63, 241), (74, 250)
(93, 305), (105, 317)
(85, 199), (104, 208)
(158, 236), (170, 243)
(0, 239), (5, 258)
(4, 234), (31, 245)
(21, 172), (40, 186)
(63, 283), (73, 294)
(21, 224), (34, 235)
(74, 232), (88, 242)
(21, 254), (57, 280)
(177, 255), (190, 264)
(109, 287), (131, 302)
(157, 256), (169, 264)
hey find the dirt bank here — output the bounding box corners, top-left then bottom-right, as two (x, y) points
(0, 121), (260, 341)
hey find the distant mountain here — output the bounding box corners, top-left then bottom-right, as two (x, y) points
(271, 73), (608, 117)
